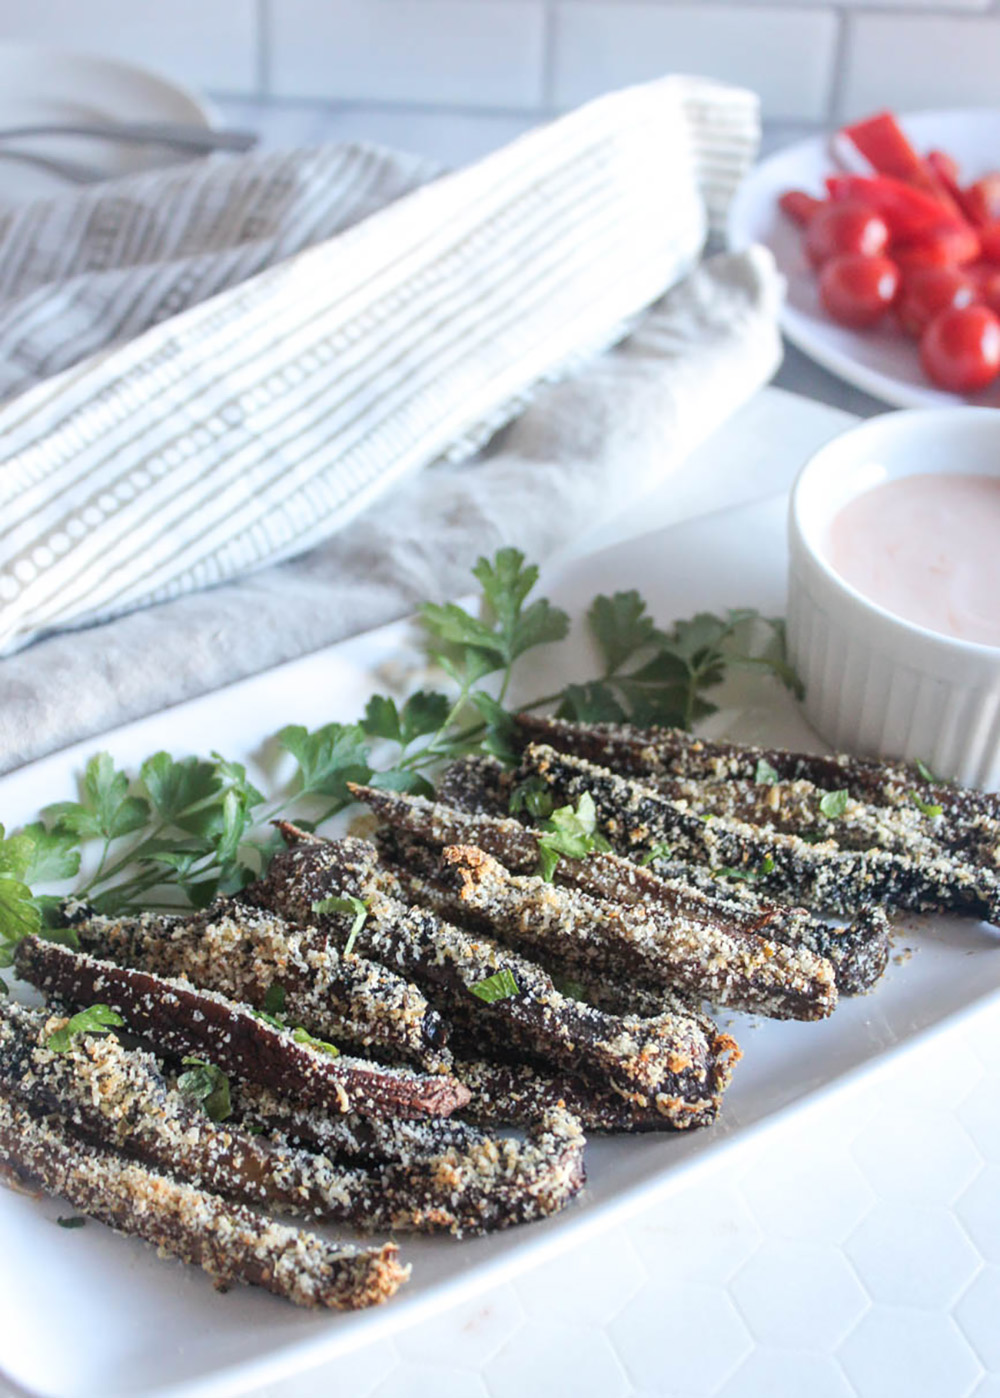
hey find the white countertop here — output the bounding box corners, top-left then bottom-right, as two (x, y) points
(3, 100), (996, 1398)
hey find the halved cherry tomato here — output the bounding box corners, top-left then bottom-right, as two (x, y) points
(962, 173), (1000, 228)
(779, 190), (823, 226)
(892, 225), (981, 274)
(805, 200), (889, 267)
(976, 223), (1000, 265)
(926, 150), (960, 186)
(920, 304), (1000, 391)
(819, 254), (900, 328)
(826, 174), (964, 239)
(895, 267), (977, 338)
(978, 270), (1000, 317)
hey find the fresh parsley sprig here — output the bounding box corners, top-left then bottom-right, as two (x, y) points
(0, 548), (801, 950)
(45, 1005), (124, 1054)
(559, 597), (803, 731)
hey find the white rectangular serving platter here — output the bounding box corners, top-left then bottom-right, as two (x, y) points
(2, 494), (999, 1398)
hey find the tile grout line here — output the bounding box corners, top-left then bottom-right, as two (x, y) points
(826, 8), (852, 126)
(256, 0), (271, 99)
(541, 0), (558, 111)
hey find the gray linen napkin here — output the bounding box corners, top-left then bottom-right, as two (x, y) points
(0, 248), (781, 773)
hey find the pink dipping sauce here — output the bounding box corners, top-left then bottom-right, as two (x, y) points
(826, 472), (1000, 648)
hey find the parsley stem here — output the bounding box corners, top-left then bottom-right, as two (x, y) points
(77, 826), (167, 895)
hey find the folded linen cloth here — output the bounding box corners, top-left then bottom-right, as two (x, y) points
(0, 248), (781, 773)
(0, 74), (779, 773)
(0, 75), (757, 659)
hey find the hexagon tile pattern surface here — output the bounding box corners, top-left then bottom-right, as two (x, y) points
(2, 1007), (998, 1398)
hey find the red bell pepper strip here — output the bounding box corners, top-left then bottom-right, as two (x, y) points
(779, 190), (823, 226)
(825, 174), (965, 239)
(841, 111), (926, 181)
(840, 112), (966, 222)
(963, 174), (1000, 229)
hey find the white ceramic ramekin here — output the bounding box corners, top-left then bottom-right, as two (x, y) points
(787, 407), (1000, 791)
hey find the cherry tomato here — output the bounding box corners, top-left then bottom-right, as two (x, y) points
(963, 173), (1000, 228)
(976, 223), (1000, 265)
(819, 254), (900, 328)
(926, 149), (961, 185)
(895, 267), (977, 338)
(779, 190), (823, 226)
(893, 225), (980, 274)
(805, 200), (890, 268)
(977, 270), (1000, 317)
(920, 305), (1000, 391)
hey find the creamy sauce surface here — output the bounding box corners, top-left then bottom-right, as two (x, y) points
(826, 472), (1000, 647)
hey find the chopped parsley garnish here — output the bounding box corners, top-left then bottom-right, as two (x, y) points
(552, 975), (589, 1003)
(253, 989), (339, 1056)
(470, 968), (520, 1003)
(639, 842), (673, 867)
(714, 856), (775, 884)
(312, 894), (368, 954)
(536, 793), (611, 882)
(914, 758), (938, 784)
(46, 1004), (124, 1054)
(177, 1057), (232, 1122)
(910, 791), (944, 819)
(818, 789), (850, 819)
(754, 757), (779, 786)
(509, 777), (554, 821)
(291, 1026), (340, 1057)
(263, 982), (286, 1015)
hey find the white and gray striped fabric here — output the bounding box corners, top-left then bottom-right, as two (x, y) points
(0, 75), (760, 657)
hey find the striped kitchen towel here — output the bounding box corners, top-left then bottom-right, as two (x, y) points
(0, 75), (760, 658)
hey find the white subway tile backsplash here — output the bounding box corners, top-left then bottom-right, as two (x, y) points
(551, 3), (838, 122)
(269, 0), (546, 109)
(841, 13), (1000, 121)
(0, 0), (256, 94)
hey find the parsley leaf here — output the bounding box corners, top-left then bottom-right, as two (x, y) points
(312, 894), (368, 954)
(263, 983), (286, 1015)
(556, 681), (627, 724)
(422, 549), (569, 691)
(14, 823), (81, 885)
(754, 758), (780, 786)
(536, 793), (612, 881)
(588, 591), (657, 676)
(639, 842), (673, 866)
(552, 975), (589, 1003)
(278, 722), (372, 804)
(509, 777), (555, 821)
(177, 1057), (232, 1121)
(291, 1026), (340, 1057)
(368, 769), (437, 798)
(914, 758), (938, 784)
(911, 791), (944, 819)
(714, 856), (775, 885)
(470, 968), (520, 1003)
(45, 753), (149, 843)
(818, 790), (850, 819)
(46, 1005), (124, 1054)
(0, 822), (41, 950)
(362, 695), (402, 743)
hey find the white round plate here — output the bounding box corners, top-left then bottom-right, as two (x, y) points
(0, 42), (213, 206)
(728, 108), (1000, 409)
